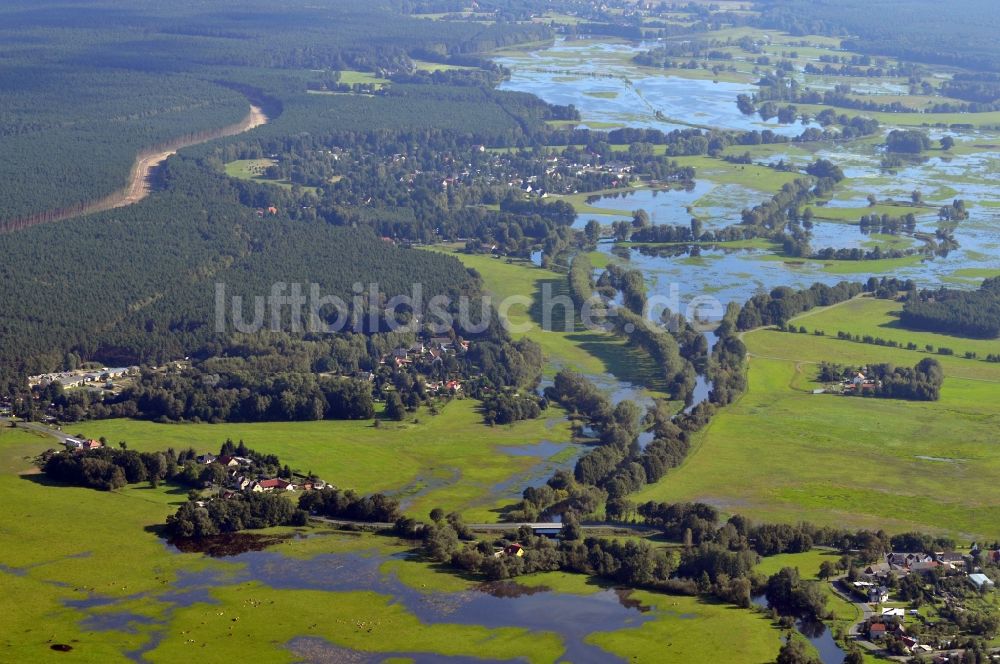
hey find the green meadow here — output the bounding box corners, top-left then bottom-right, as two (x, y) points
(336, 70), (390, 88)
(635, 299), (1000, 540)
(0, 423), (797, 664)
(70, 398), (573, 522)
(223, 158), (320, 194)
(427, 247), (673, 397)
(0, 422), (562, 663)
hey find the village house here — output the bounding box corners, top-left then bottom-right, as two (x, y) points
(881, 607), (906, 621)
(886, 552), (933, 569)
(252, 478), (296, 492)
(868, 623), (887, 640)
(842, 371), (878, 393)
(935, 551), (967, 567)
(867, 586), (890, 603)
(861, 562), (891, 581)
(429, 337), (452, 351)
(909, 560), (942, 576)
(968, 573), (995, 590)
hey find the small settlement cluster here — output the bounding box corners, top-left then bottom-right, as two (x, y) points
(851, 549), (998, 653)
(61, 437), (325, 497)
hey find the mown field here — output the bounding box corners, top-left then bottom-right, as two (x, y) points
(635, 297), (1000, 540)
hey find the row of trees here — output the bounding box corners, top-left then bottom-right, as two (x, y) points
(736, 282), (864, 330)
(298, 487), (401, 523)
(166, 493), (305, 539)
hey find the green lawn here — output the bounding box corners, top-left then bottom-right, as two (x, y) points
(634, 301), (1000, 540)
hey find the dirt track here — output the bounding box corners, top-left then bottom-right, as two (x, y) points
(116, 104), (268, 207)
(0, 103), (268, 231)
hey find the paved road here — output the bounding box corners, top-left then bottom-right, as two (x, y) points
(0, 416), (68, 443)
(831, 578), (874, 637)
(310, 514), (657, 535)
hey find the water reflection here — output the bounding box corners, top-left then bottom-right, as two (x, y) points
(65, 547), (654, 663)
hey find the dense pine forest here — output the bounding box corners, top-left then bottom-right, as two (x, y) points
(0, 0), (552, 229)
(0, 0), (556, 396)
(757, 0), (1000, 74)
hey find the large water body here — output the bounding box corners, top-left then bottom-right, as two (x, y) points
(498, 38), (1000, 311)
(497, 40), (817, 136)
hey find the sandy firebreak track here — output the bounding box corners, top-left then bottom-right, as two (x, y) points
(116, 103), (268, 207)
(0, 103), (268, 231)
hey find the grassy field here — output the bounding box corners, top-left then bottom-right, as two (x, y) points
(795, 103), (1000, 128)
(0, 423), (564, 663)
(554, 183), (646, 216)
(634, 299), (1000, 540)
(673, 155), (802, 193)
(337, 70), (390, 88)
(794, 295), (1000, 362)
(69, 398), (573, 522)
(587, 591), (781, 662)
(1, 423), (795, 663)
(223, 159), (320, 194)
(410, 59), (477, 72)
(758, 252), (928, 275)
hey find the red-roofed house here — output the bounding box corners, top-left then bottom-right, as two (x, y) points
(253, 478), (295, 492)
